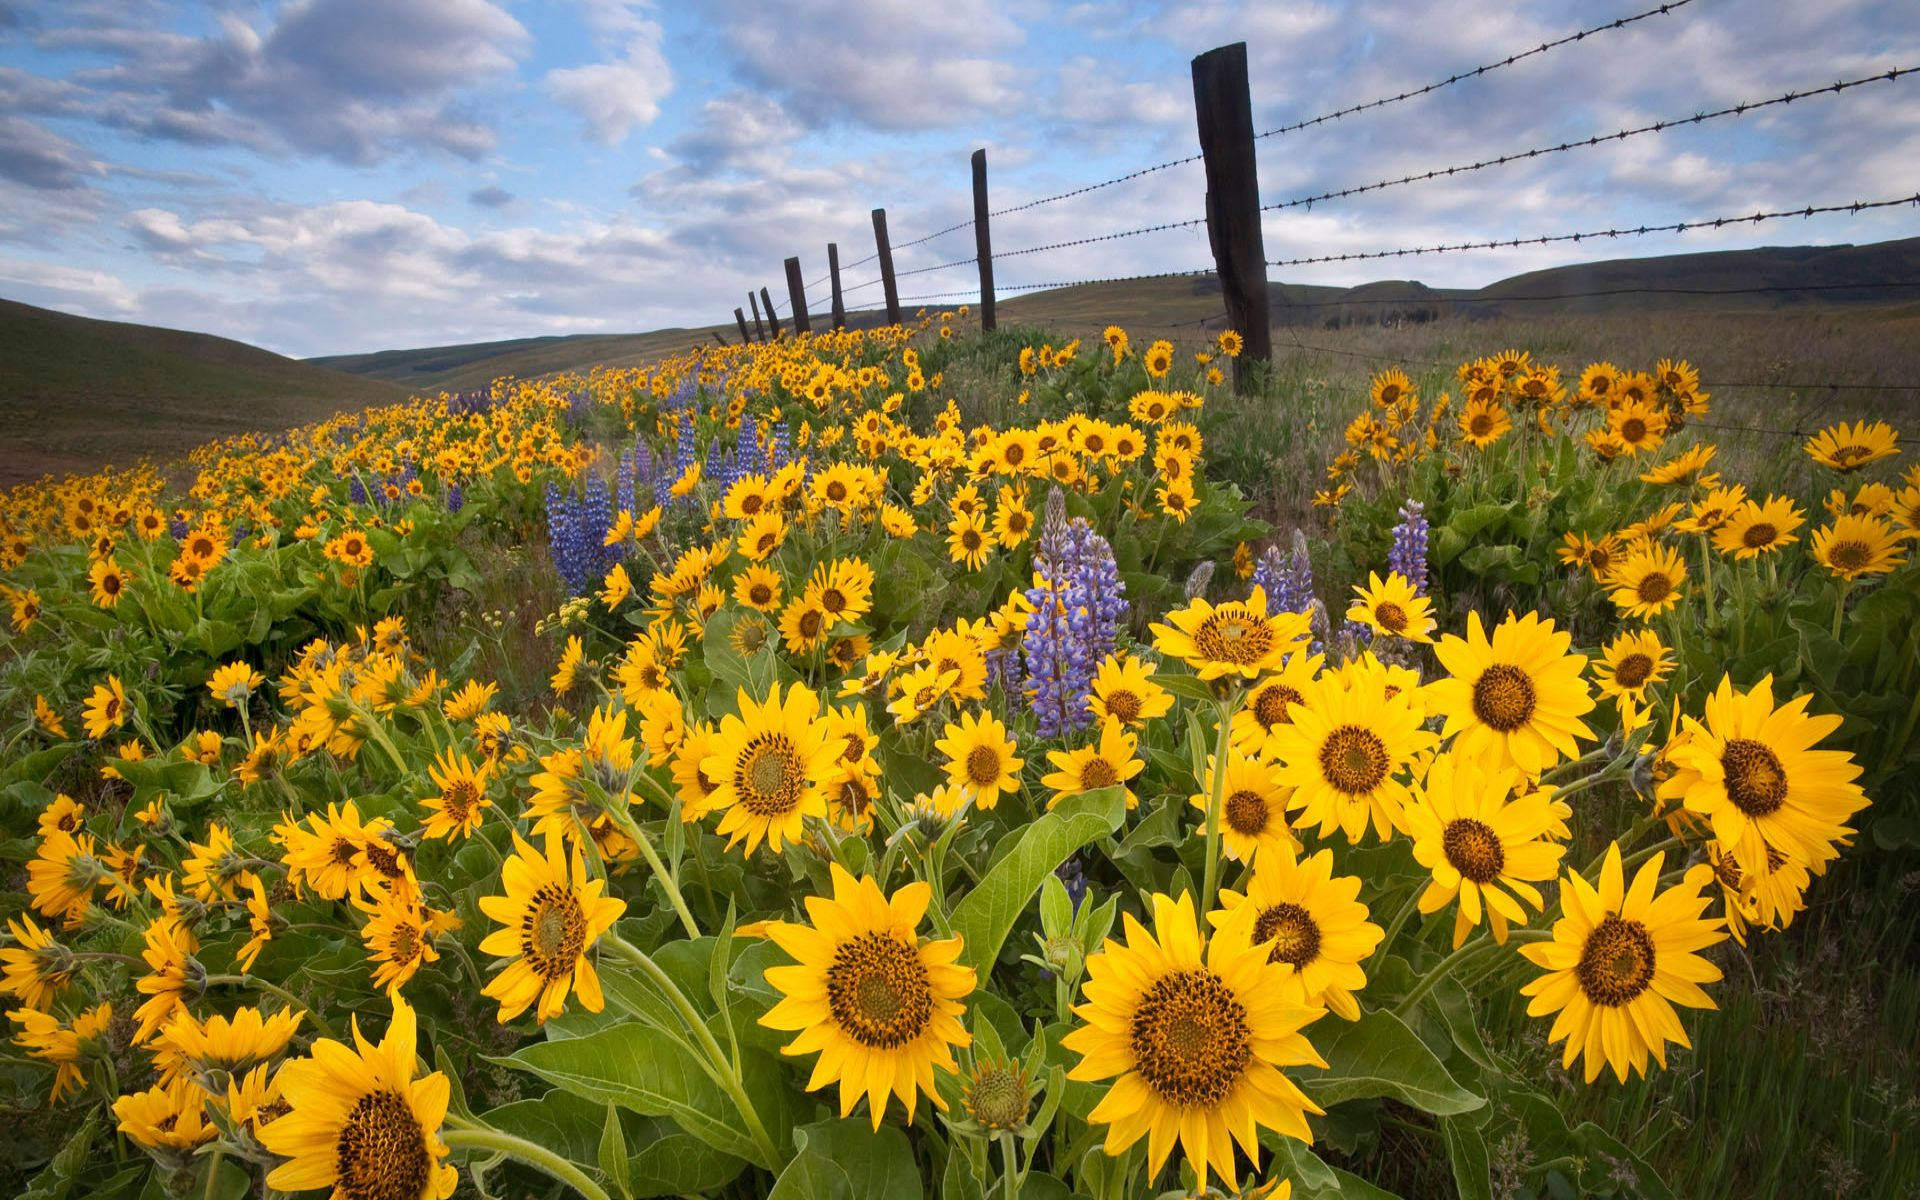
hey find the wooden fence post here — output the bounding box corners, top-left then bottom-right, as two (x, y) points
(761, 287), (782, 339)
(872, 208), (901, 326)
(1191, 42), (1271, 390)
(748, 291), (766, 341)
(784, 257), (812, 334)
(828, 243), (846, 329)
(971, 148), (996, 332)
(734, 307), (752, 344)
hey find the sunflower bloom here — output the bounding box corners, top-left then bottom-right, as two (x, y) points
(1519, 844), (1726, 1083)
(1151, 586), (1311, 681)
(759, 865), (975, 1129)
(934, 709), (1024, 810)
(1405, 752), (1567, 948)
(1189, 750), (1299, 864)
(1271, 672), (1435, 843)
(1427, 611), (1595, 776)
(1346, 570), (1434, 643)
(259, 996), (458, 1200)
(702, 683), (837, 856)
(1063, 892), (1325, 1191)
(1211, 849), (1383, 1021)
(478, 833), (626, 1024)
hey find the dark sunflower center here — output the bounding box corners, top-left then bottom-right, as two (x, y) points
(749, 583), (773, 605)
(1129, 968), (1252, 1107)
(1253, 685), (1302, 729)
(1826, 540), (1871, 571)
(1721, 738), (1788, 816)
(739, 735), (805, 815)
(389, 921), (419, 964)
(1006, 511), (1029, 533)
(1711, 852), (1743, 890)
(1442, 818), (1505, 883)
(1637, 572), (1673, 603)
(1621, 418), (1647, 442)
(1831, 445), (1871, 467)
(1223, 790), (1269, 836)
(963, 530), (982, 551)
(334, 1089), (431, 1200)
(1374, 601), (1408, 632)
(1193, 610), (1273, 665)
(1080, 757), (1119, 789)
(1742, 522), (1778, 548)
(1253, 903), (1321, 967)
(826, 482), (848, 502)
(522, 883), (587, 981)
(965, 745), (1003, 786)
(1318, 724), (1390, 795)
(1470, 414), (1494, 436)
(1103, 688), (1142, 724)
(797, 610), (822, 638)
(1472, 664), (1537, 732)
(442, 780), (479, 819)
(1613, 653), (1654, 690)
(1574, 916), (1656, 1006)
(820, 587), (847, 614)
(826, 931), (933, 1049)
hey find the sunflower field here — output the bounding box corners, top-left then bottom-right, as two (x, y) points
(1, 313), (1915, 1200)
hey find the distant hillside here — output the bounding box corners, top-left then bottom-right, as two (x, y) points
(310, 239), (1920, 388)
(0, 298), (410, 486)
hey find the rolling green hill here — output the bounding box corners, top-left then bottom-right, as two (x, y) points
(0, 298), (410, 487)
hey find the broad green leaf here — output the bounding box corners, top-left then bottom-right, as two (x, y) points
(599, 1102), (633, 1200)
(1441, 1116), (1493, 1200)
(1297, 1009), (1484, 1116)
(485, 1092), (747, 1199)
(950, 787), (1127, 974)
(788, 1119), (922, 1200)
(497, 1024), (768, 1167)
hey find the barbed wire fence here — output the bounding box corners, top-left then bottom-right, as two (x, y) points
(727, 4), (1918, 430)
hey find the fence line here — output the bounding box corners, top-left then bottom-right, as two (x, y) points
(1257, 68), (1916, 214)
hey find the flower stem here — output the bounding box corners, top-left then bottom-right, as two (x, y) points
(1832, 578), (1852, 642)
(1377, 885), (1424, 955)
(442, 1123), (611, 1200)
(604, 935), (782, 1170)
(999, 1131), (1020, 1200)
(1393, 934), (1500, 1018)
(1199, 690), (1242, 916)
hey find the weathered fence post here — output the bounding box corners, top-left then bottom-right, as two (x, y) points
(828, 243), (847, 329)
(784, 257), (812, 335)
(734, 307), (753, 344)
(761, 287), (782, 339)
(872, 208), (901, 326)
(971, 148), (996, 332)
(748, 291), (767, 341)
(1191, 42), (1271, 390)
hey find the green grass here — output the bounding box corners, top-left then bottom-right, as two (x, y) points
(0, 297), (409, 486)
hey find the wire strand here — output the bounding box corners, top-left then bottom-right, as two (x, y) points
(1259, 68), (1915, 213)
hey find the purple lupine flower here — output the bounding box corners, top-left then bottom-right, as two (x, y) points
(545, 477), (618, 594)
(445, 484), (464, 514)
(1020, 490), (1127, 738)
(1055, 857), (1088, 913)
(348, 477), (368, 506)
(1389, 499), (1430, 595)
(1252, 538), (1316, 615)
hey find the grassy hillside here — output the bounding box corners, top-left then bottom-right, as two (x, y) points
(0, 298), (410, 486)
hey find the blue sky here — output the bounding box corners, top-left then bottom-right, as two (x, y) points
(1, 0), (1915, 358)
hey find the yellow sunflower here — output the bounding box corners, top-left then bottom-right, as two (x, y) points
(1229, 654), (1323, 760)
(549, 634), (586, 696)
(733, 564), (784, 613)
(1150, 586), (1311, 681)
(1805, 419), (1898, 472)
(1427, 611), (1595, 776)
(1189, 750), (1298, 864)
(1605, 541), (1687, 619)
(1811, 512), (1907, 580)
(259, 996), (457, 1200)
(1345, 570), (1434, 643)
(477, 832), (626, 1023)
(759, 865), (975, 1129)
(421, 747), (493, 840)
(947, 511), (992, 570)
(702, 682), (837, 855)
(1457, 397), (1511, 448)
(1041, 717), (1144, 809)
(1658, 674), (1867, 877)
(1086, 653), (1173, 729)
(934, 709), (1024, 810)
(1518, 844), (1725, 1083)
(1063, 892), (1325, 1191)
(1712, 495), (1805, 559)
(87, 557), (130, 608)
(1211, 848), (1383, 1020)
(82, 675), (128, 740)
(1606, 397), (1668, 454)
(1271, 671), (1435, 843)
(1404, 752), (1567, 948)
(115, 1077), (216, 1150)
(1589, 629), (1671, 703)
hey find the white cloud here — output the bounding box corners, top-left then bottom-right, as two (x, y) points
(544, 4), (673, 144)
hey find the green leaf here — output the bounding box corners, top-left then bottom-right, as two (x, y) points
(497, 1024), (769, 1167)
(765, 1119), (922, 1200)
(599, 1103), (633, 1200)
(1441, 1116), (1493, 1200)
(1297, 1009), (1484, 1116)
(20, 1112), (99, 1200)
(485, 1092), (746, 1199)
(949, 787), (1127, 973)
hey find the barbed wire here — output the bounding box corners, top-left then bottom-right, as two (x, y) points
(1264, 196), (1920, 267)
(893, 218), (976, 252)
(1267, 277), (1920, 309)
(987, 154), (1206, 219)
(1254, 1), (1692, 142)
(1259, 68), (1915, 213)
(994, 215), (1210, 261)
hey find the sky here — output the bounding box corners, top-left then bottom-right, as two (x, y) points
(0, 0), (1916, 359)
